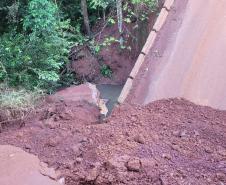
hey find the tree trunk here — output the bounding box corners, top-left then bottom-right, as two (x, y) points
(81, 0), (91, 36)
(116, 0), (123, 46)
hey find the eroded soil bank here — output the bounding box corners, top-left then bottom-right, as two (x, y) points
(1, 98), (226, 185)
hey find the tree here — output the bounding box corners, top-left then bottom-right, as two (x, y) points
(81, 0), (91, 36)
(116, 0), (123, 46)
(0, 0), (70, 90)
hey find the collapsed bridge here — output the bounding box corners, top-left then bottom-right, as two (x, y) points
(119, 0), (226, 110)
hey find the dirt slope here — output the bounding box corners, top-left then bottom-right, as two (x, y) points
(1, 98), (226, 185)
(129, 0), (226, 110)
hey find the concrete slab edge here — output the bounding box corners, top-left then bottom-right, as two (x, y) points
(118, 78), (133, 104)
(117, 0), (175, 104)
(153, 8), (169, 32)
(163, 0), (175, 11)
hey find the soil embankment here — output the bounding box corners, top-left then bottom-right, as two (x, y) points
(1, 99), (226, 185)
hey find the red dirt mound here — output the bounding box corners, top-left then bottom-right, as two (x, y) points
(1, 98), (226, 185)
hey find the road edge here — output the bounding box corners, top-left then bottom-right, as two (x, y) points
(117, 0), (175, 104)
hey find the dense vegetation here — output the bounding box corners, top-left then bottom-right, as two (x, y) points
(0, 0), (159, 115)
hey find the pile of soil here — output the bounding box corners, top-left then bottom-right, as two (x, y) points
(1, 98), (226, 185)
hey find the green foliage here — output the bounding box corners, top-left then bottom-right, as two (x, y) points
(0, 0), (159, 94)
(90, 0), (114, 10)
(0, 0), (70, 90)
(100, 64), (112, 78)
(23, 0), (58, 36)
(103, 36), (118, 46)
(124, 0), (158, 23)
(131, 0), (158, 11)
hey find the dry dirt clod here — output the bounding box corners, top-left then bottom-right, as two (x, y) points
(134, 134), (145, 144)
(86, 163), (101, 182)
(126, 158), (142, 172)
(216, 172), (226, 182)
(172, 130), (180, 137)
(44, 119), (60, 129)
(79, 137), (88, 143)
(75, 157), (83, 164)
(204, 146), (213, 154)
(179, 130), (187, 138)
(71, 144), (82, 156)
(16, 132), (24, 138)
(58, 177), (65, 185)
(217, 148), (226, 157)
(140, 158), (157, 169)
(24, 144), (31, 150)
(171, 144), (181, 152)
(162, 153), (172, 160)
(65, 160), (75, 170)
(46, 137), (60, 147)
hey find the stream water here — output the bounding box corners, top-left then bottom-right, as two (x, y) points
(97, 84), (123, 116)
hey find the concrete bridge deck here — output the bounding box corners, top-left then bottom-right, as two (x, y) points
(120, 0), (226, 110)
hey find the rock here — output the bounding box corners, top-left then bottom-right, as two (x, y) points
(58, 177), (65, 185)
(76, 157), (83, 163)
(126, 158), (142, 172)
(86, 163), (101, 181)
(46, 138), (60, 147)
(24, 144), (31, 150)
(179, 130), (187, 138)
(106, 155), (130, 172)
(99, 99), (109, 117)
(79, 137), (88, 143)
(39, 162), (58, 180)
(95, 172), (115, 184)
(86, 168), (98, 181)
(65, 160), (75, 169)
(204, 146), (213, 153)
(216, 172), (226, 181)
(171, 144), (181, 152)
(162, 153), (172, 160)
(140, 158), (156, 169)
(194, 130), (200, 137)
(134, 134), (145, 144)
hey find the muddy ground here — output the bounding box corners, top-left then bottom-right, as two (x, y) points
(1, 98), (226, 185)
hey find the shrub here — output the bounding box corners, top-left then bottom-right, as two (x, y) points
(100, 64), (112, 78)
(0, 0), (70, 90)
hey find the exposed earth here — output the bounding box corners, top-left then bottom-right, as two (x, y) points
(70, 1), (164, 85)
(1, 0), (226, 185)
(1, 98), (226, 185)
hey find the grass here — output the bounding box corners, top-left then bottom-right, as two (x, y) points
(0, 84), (44, 124)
